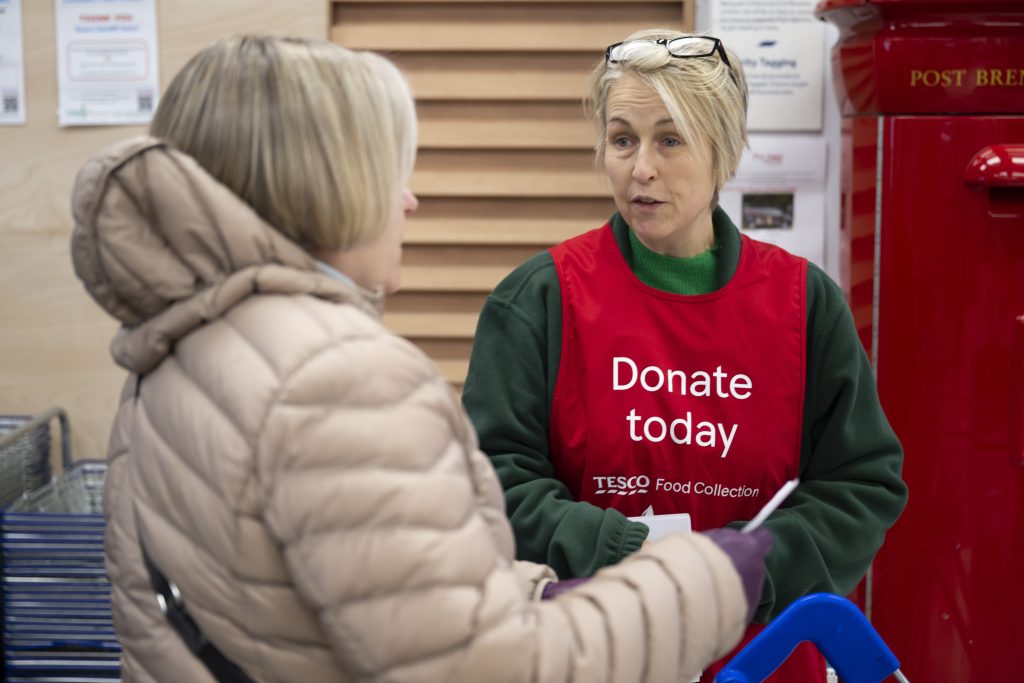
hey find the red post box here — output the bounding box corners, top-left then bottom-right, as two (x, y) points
(815, 1), (1024, 681)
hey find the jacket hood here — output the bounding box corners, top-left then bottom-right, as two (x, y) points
(71, 136), (378, 374)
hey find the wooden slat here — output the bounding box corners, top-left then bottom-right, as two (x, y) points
(414, 338), (475, 359)
(400, 264), (515, 292)
(405, 197), (616, 245)
(406, 338), (473, 385)
(332, 2), (681, 52)
(391, 52), (599, 101)
(385, 294), (484, 350)
(417, 101), (594, 150)
(413, 149), (606, 197)
(434, 359), (470, 385)
(337, 0), (680, 4)
(404, 245), (540, 269)
(400, 245), (538, 292)
(384, 311), (479, 338)
(386, 291), (488, 314)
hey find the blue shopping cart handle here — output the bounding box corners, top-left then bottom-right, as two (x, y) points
(715, 593), (901, 683)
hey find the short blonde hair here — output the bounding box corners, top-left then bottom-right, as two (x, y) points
(150, 36), (417, 250)
(585, 28), (748, 195)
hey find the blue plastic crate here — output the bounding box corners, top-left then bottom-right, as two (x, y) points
(0, 409), (120, 681)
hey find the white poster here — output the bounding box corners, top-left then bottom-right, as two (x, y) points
(0, 0), (26, 125)
(718, 136), (827, 268)
(708, 0), (824, 132)
(54, 0), (159, 126)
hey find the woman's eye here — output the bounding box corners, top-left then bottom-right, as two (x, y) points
(663, 137), (682, 147)
(611, 135), (632, 148)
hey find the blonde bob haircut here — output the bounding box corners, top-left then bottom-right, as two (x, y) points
(585, 28), (748, 197)
(150, 36), (417, 250)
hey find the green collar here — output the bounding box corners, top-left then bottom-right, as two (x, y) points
(627, 229), (718, 295)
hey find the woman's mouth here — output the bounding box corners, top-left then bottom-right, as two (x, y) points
(632, 196), (664, 210)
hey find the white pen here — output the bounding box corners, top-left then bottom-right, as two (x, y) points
(741, 478), (799, 533)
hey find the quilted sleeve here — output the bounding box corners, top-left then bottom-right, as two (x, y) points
(259, 325), (747, 683)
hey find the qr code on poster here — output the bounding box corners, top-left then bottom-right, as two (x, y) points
(138, 92), (153, 113)
(3, 93), (17, 114)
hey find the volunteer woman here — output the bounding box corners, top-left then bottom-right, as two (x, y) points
(463, 28), (908, 682)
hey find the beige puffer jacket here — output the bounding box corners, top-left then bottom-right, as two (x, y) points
(70, 137), (748, 683)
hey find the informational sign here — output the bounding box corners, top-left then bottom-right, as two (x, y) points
(54, 0), (159, 126)
(718, 136), (827, 268)
(0, 0), (26, 125)
(706, 0), (825, 132)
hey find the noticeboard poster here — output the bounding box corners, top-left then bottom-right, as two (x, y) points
(54, 0), (160, 126)
(705, 0), (825, 132)
(0, 0), (26, 125)
(718, 136), (828, 268)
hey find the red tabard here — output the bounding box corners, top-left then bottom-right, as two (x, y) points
(549, 224), (826, 682)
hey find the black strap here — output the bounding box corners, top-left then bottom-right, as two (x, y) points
(140, 541), (256, 683)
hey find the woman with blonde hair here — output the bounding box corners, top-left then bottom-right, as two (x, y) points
(72, 35), (771, 682)
(464, 28), (908, 682)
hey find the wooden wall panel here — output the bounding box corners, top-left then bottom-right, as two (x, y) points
(331, 2), (680, 51)
(391, 52), (600, 101)
(406, 197), (613, 245)
(333, 0), (692, 390)
(414, 149), (607, 197)
(417, 101), (594, 149)
(0, 2), (327, 461)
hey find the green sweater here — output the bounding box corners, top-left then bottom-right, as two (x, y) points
(462, 208), (908, 623)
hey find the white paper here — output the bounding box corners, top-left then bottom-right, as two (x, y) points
(54, 0), (159, 126)
(719, 135), (828, 268)
(708, 0), (825, 132)
(628, 509), (692, 541)
(0, 0), (26, 125)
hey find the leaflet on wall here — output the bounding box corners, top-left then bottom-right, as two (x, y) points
(0, 0), (26, 125)
(718, 136), (827, 268)
(54, 0), (159, 126)
(705, 0), (825, 132)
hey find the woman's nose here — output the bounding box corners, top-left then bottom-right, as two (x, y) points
(403, 188), (419, 214)
(631, 145), (657, 183)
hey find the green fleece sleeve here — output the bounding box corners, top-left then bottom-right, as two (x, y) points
(753, 264), (908, 622)
(462, 252), (649, 579)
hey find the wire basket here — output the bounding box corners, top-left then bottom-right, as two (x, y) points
(0, 411), (65, 509)
(7, 463), (107, 515)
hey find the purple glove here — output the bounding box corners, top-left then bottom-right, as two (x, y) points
(541, 577), (589, 600)
(701, 527), (773, 623)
